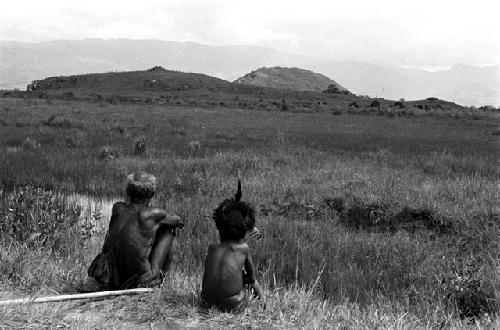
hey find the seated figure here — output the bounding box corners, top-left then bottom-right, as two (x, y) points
(200, 180), (262, 312)
(87, 172), (184, 290)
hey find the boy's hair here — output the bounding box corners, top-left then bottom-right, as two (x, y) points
(213, 180), (255, 240)
(126, 172), (156, 202)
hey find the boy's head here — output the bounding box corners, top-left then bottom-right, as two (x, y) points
(126, 172), (156, 203)
(212, 180), (255, 240)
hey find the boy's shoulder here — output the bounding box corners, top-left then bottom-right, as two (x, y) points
(211, 241), (249, 253)
(235, 242), (249, 253)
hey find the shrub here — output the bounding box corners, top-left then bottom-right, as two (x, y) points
(134, 139), (146, 155)
(62, 91), (74, 99)
(0, 187), (81, 248)
(394, 101), (405, 109)
(65, 137), (76, 148)
(187, 140), (201, 155)
(43, 115), (81, 129)
(98, 146), (119, 160)
(281, 98), (289, 111)
(22, 137), (41, 150)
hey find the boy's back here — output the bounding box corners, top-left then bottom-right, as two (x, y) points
(201, 242), (249, 298)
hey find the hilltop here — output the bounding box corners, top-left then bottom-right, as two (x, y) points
(234, 67), (350, 94)
(0, 39), (498, 106)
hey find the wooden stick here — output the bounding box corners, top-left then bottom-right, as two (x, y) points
(0, 288), (154, 305)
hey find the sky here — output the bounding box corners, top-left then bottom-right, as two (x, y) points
(1, 0), (499, 69)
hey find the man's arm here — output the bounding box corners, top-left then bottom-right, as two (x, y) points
(143, 208), (183, 228)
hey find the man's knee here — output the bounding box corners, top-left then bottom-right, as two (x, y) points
(149, 227), (176, 272)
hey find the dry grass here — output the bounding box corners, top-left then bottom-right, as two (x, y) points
(0, 98), (499, 328)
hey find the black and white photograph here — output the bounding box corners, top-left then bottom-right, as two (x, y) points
(0, 0), (499, 328)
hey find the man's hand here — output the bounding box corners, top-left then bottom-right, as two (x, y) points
(167, 214), (184, 229)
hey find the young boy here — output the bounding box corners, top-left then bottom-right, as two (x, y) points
(87, 171), (184, 290)
(201, 181), (262, 312)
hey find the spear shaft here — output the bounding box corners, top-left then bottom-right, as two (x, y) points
(0, 288), (153, 305)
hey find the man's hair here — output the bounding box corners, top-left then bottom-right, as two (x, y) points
(126, 172), (156, 202)
(212, 180), (255, 240)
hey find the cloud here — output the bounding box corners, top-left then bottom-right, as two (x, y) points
(0, 0), (498, 67)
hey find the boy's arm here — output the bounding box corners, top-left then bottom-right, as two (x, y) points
(243, 245), (256, 285)
(243, 246), (262, 297)
(247, 227), (262, 242)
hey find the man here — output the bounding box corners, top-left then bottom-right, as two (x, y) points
(86, 172), (183, 290)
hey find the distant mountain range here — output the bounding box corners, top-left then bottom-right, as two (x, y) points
(0, 39), (498, 106)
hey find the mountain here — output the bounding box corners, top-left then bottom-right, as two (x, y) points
(234, 67), (350, 93)
(0, 39), (498, 106)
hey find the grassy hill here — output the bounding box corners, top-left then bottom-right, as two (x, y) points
(4, 66), (493, 120)
(234, 66), (350, 93)
(27, 66), (233, 94)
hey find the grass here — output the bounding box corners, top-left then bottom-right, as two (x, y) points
(0, 97), (499, 328)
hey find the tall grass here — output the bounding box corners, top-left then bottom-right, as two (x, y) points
(0, 98), (498, 327)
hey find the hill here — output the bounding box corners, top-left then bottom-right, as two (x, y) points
(27, 66), (233, 94)
(0, 39), (498, 106)
(21, 66), (366, 114)
(234, 67), (350, 93)
(6, 67), (487, 120)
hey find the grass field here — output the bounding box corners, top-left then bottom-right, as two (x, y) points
(0, 97), (499, 328)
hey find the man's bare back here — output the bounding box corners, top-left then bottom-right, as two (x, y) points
(87, 172), (183, 290)
(107, 202), (180, 288)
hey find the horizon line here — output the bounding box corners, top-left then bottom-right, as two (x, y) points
(1, 38), (498, 71)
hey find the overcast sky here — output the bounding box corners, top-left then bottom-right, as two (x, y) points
(1, 0), (499, 69)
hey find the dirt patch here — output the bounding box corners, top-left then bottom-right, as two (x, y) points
(340, 202), (453, 234)
(390, 206), (453, 234)
(259, 199), (336, 220)
(260, 197), (454, 234)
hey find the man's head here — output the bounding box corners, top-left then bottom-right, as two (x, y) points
(126, 172), (156, 203)
(212, 180), (255, 240)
